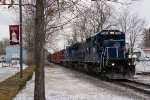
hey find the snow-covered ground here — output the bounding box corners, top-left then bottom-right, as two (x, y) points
(14, 63), (150, 100)
(131, 61), (150, 84)
(0, 62), (27, 82)
(135, 61), (150, 73)
(133, 74), (150, 84)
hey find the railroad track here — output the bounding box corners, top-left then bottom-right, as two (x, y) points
(49, 63), (150, 95)
(113, 80), (150, 95)
(75, 67), (150, 95)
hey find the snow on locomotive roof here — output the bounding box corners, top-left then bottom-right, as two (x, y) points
(88, 30), (124, 39)
(100, 30), (124, 35)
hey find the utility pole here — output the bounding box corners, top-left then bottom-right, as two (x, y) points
(19, 0), (23, 78)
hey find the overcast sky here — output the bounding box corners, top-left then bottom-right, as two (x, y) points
(130, 0), (150, 25)
(0, 0), (150, 41)
(0, 5), (17, 41)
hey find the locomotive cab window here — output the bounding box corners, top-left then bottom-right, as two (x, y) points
(106, 34), (125, 40)
(86, 47), (88, 54)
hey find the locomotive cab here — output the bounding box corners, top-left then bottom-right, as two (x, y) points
(97, 30), (135, 79)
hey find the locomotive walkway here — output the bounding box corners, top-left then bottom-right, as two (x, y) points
(14, 63), (150, 100)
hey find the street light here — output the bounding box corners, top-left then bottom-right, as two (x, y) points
(0, 1), (23, 78)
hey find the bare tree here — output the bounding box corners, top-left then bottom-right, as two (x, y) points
(117, 9), (147, 52)
(143, 29), (150, 48)
(68, 0), (116, 43)
(0, 38), (9, 55)
(34, 0), (45, 99)
(0, 41), (5, 55)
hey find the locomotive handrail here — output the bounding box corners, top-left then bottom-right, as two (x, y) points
(100, 47), (104, 69)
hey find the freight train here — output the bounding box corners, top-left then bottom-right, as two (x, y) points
(47, 30), (136, 79)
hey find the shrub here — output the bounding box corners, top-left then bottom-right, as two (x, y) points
(0, 66), (35, 100)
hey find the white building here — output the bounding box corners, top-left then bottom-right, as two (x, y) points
(6, 45), (28, 62)
(142, 48), (150, 57)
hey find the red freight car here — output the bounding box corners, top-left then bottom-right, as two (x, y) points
(55, 51), (63, 64)
(49, 51), (61, 64)
(47, 50), (64, 64)
(47, 53), (52, 62)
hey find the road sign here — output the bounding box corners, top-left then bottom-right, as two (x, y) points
(9, 25), (19, 45)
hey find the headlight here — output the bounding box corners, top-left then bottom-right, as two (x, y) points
(112, 63), (115, 66)
(132, 55), (137, 58)
(128, 55), (132, 58)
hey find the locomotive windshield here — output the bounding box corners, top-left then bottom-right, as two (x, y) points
(105, 34), (125, 40)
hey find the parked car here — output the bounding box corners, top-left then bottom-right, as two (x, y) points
(0, 57), (6, 63)
(138, 56), (150, 61)
(11, 54), (20, 65)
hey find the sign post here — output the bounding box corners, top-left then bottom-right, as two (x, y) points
(9, 24), (23, 78)
(19, 0), (23, 78)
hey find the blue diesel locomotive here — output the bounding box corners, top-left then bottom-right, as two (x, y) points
(61, 30), (135, 79)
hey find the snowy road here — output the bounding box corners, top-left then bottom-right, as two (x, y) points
(0, 63), (19, 82)
(14, 63), (150, 100)
(0, 63), (27, 82)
